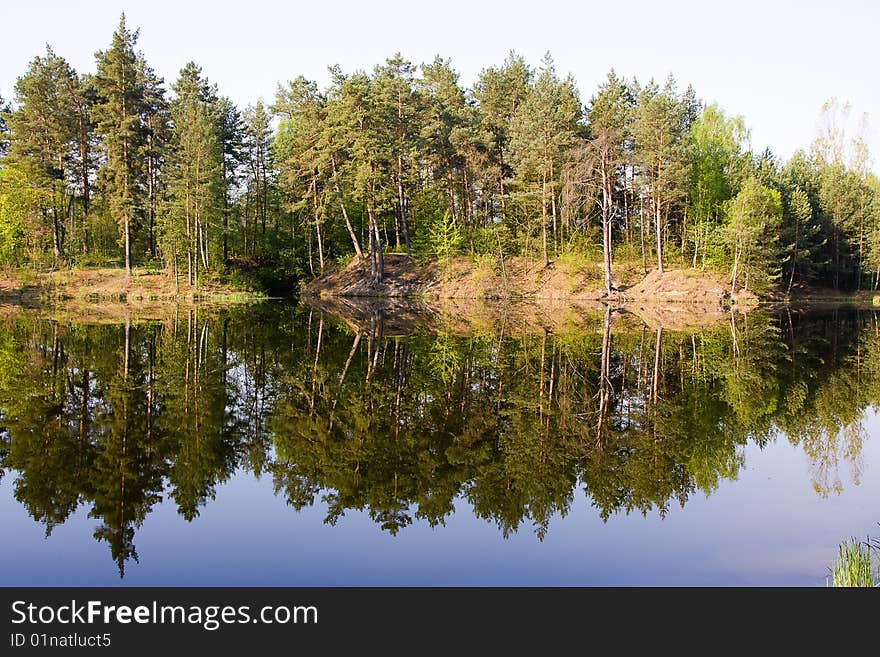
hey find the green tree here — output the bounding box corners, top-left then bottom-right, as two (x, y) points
(375, 55), (420, 252)
(140, 60), (169, 259)
(583, 70), (634, 294)
(241, 100), (275, 255)
(818, 163), (862, 289)
(687, 103), (748, 268)
(327, 69), (388, 283)
(91, 14), (150, 273)
(633, 76), (692, 274)
(474, 51), (532, 229)
(274, 76), (331, 274)
(781, 186), (823, 292)
(865, 174), (880, 288)
(162, 62), (224, 288)
(0, 91), (10, 157)
(0, 164), (44, 265)
(214, 95), (245, 262)
(811, 99), (868, 289)
(726, 177), (783, 293)
(508, 53), (582, 265)
(6, 46), (83, 261)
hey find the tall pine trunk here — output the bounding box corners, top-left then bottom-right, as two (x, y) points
(541, 170), (549, 266)
(330, 155), (363, 263)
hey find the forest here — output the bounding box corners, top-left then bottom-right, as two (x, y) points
(1, 14), (879, 296)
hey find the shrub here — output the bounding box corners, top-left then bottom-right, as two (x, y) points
(429, 210), (462, 264)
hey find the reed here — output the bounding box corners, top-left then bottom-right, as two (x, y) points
(829, 539), (876, 587)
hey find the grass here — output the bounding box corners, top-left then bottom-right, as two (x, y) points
(828, 538), (877, 587)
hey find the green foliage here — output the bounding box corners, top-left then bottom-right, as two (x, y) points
(829, 539), (876, 587)
(4, 45), (93, 265)
(633, 78), (693, 244)
(91, 14), (151, 271)
(556, 249), (594, 278)
(0, 164), (42, 265)
(463, 225), (505, 257)
(725, 177), (783, 292)
(428, 210), (462, 264)
(427, 332), (461, 384)
(160, 61), (224, 286)
(0, 92), (9, 157)
(688, 104), (749, 266)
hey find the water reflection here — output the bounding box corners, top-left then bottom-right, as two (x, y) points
(0, 303), (875, 576)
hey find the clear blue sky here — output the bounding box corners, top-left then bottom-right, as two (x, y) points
(2, 0), (876, 170)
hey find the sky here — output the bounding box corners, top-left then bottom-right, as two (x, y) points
(2, 0), (877, 170)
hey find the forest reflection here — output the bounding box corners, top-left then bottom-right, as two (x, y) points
(0, 303), (874, 576)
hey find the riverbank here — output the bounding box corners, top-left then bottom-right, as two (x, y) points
(304, 294), (738, 338)
(0, 267), (267, 312)
(305, 253), (758, 307)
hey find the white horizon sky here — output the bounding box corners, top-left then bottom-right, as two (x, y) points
(2, 0), (877, 171)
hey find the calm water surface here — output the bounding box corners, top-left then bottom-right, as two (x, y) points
(1, 303), (877, 585)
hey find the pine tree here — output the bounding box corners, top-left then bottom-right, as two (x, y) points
(782, 186), (822, 292)
(91, 14), (149, 273)
(419, 57), (486, 241)
(375, 54), (420, 252)
(162, 62), (223, 288)
(68, 73), (97, 253)
(327, 70), (387, 283)
(633, 76), (691, 274)
(274, 75), (330, 273)
(310, 74), (366, 264)
(7, 46), (83, 262)
(213, 95), (245, 262)
(242, 101), (274, 255)
(474, 51), (532, 228)
(0, 92), (11, 157)
(508, 53), (582, 265)
(139, 59), (169, 259)
(584, 70), (634, 294)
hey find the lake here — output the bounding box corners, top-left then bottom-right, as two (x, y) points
(1, 301), (877, 585)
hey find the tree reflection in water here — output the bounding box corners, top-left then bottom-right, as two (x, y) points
(0, 303), (874, 575)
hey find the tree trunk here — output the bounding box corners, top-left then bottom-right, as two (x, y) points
(222, 158), (229, 262)
(597, 306), (612, 440)
(51, 210), (63, 262)
(601, 161), (613, 296)
(652, 327), (662, 405)
(654, 192), (664, 274)
(640, 193), (647, 274)
(147, 125), (155, 258)
(788, 218), (799, 295)
(124, 213), (131, 275)
(369, 204), (384, 284)
(730, 242), (741, 292)
(541, 170), (549, 266)
(367, 170), (383, 284)
(446, 165), (456, 226)
(498, 142), (507, 225)
(80, 132), (90, 253)
(397, 153), (411, 254)
(550, 161), (558, 258)
(312, 175), (324, 273)
(330, 155), (364, 263)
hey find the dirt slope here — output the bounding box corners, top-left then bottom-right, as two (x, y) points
(306, 254), (746, 307)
